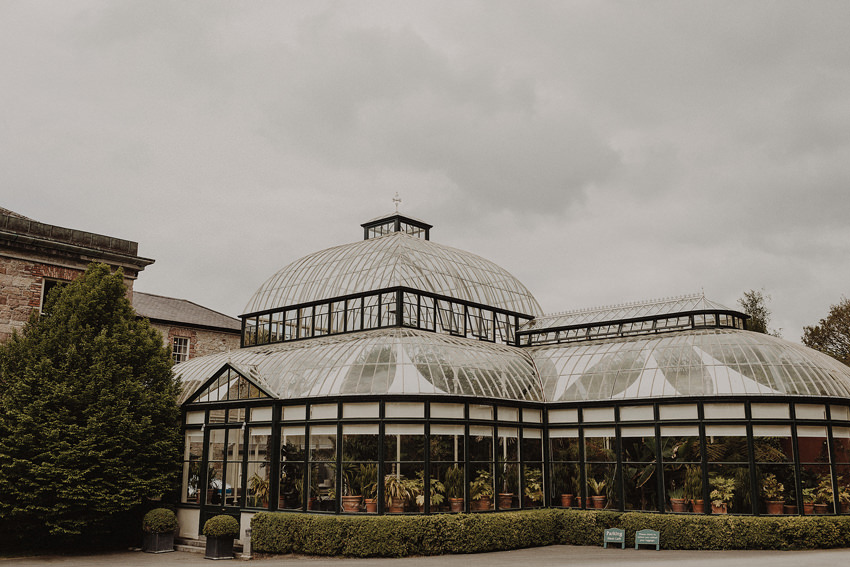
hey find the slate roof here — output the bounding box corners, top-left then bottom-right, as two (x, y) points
(134, 292), (241, 332)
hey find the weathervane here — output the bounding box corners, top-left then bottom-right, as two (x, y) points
(393, 192), (401, 213)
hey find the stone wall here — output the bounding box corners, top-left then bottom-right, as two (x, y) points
(149, 322), (240, 361)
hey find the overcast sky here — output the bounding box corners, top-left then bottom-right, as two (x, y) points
(3, 1), (849, 341)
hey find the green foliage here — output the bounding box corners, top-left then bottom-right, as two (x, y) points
(710, 476), (736, 506)
(802, 297), (850, 367)
(444, 466), (464, 499)
(684, 465), (703, 502)
(738, 289), (781, 336)
(470, 469), (493, 500)
(250, 510), (850, 557)
(0, 263), (182, 547)
(203, 515), (240, 538)
(761, 473), (785, 500)
(142, 508), (177, 534)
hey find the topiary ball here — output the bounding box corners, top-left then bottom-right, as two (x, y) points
(142, 508), (178, 534)
(203, 514), (240, 539)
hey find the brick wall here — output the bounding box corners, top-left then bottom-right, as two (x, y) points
(150, 322), (241, 362)
(0, 255), (135, 343)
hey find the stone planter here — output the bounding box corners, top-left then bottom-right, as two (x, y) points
(204, 536), (234, 560)
(142, 532), (174, 553)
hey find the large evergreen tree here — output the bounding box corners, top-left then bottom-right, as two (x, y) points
(0, 263), (181, 546)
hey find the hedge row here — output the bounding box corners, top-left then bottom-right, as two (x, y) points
(250, 510), (850, 558)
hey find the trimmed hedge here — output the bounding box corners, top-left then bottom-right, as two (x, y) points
(142, 508), (178, 534)
(203, 515), (240, 539)
(250, 510), (850, 558)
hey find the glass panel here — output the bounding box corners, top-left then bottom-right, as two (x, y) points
(498, 428), (519, 462)
(705, 424), (750, 514)
(282, 405), (306, 421)
(704, 403), (745, 419)
(469, 404), (493, 420)
(583, 407), (614, 422)
(385, 402), (424, 418)
(751, 403), (790, 419)
(342, 402), (379, 418)
(834, 427), (850, 463)
(523, 408), (542, 423)
(498, 407), (519, 421)
(522, 429), (543, 461)
(251, 407), (273, 422)
(182, 430), (204, 504)
(384, 424), (425, 461)
(832, 406), (850, 421)
(469, 426), (494, 462)
(208, 409), (226, 424)
(431, 403), (464, 419)
(659, 404), (698, 420)
(309, 425), (337, 461)
(430, 424), (465, 462)
(796, 404), (827, 420)
(619, 406), (653, 421)
(186, 411), (204, 425)
(310, 404), (338, 420)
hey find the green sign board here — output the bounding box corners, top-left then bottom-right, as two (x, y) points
(603, 528), (625, 549)
(635, 529), (660, 550)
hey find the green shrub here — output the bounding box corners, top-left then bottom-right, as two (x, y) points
(203, 515), (240, 539)
(250, 509), (850, 557)
(142, 508), (177, 534)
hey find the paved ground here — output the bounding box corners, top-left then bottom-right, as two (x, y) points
(4, 545), (850, 567)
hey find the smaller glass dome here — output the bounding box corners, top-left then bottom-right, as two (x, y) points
(531, 328), (850, 402)
(175, 328), (543, 404)
(243, 230), (542, 317)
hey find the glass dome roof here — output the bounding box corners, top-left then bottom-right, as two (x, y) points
(176, 328), (543, 404)
(243, 231), (542, 316)
(531, 328), (850, 402)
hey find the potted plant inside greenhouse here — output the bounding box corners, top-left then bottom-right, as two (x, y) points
(802, 487), (816, 515)
(668, 486), (687, 512)
(445, 466), (465, 512)
(815, 476), (833, 514)
(384, 473), (411, 513)
(588, 478), (607, 509)
(339, 462), (363, 513)
(761, 473), (785, 515)
(837, 478), (850, 513)
(470, 469), (493, 511)
(552, 463), (574, 508)
(203, 514), (239, 560)
(710, 476), (735, 514)
(359, 464), (379, 513)
(249, 472), (270, 508)
(414, 471), (445, 512)
(684, 465), (704, 513)
(142, 508), (177, 553)
(524, 467), (544, 508)
(498, 464), (518, 509)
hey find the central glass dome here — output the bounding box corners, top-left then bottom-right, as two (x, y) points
(243, 228), (543, 317)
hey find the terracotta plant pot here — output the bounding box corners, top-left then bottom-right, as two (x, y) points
(783, 504), (798, 515)
(574, 497), (582, 508)
(841, 502), (850, 514)
(803, 502), (815, 515)
(364, 498), (378, 513)
(498, 493), (514, 510)
(591, 495), (607, 509)
(471, 496), (491, 511)
(341, 495), (362, 513)
(670, 498), (687, 513)
(692, 499), (705, 514)
(388, 502), (405, 514)
(711, 502), (728, 514)
(449, 497), (464, 512)
(765, 500), (784, 515)
(814, 503), (829, 515)
(560, 494), (574, 508)
(307, 497), (318, 510)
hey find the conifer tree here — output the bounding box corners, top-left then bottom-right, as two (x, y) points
(0, 263), (181, 546)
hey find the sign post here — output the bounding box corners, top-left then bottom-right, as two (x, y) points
(603, 528), (625, 549)
(634, 529), (660, 550)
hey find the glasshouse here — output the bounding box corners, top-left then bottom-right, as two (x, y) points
(174, 212), (850, 536)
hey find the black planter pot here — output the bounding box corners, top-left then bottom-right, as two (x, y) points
(205, 536), (234, 560)
(142, 532), (174, 553)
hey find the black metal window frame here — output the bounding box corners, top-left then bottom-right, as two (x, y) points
(240, 287), (533, 348)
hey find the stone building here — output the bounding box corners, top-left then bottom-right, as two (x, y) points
(133, 291), (241, 363)
(0, 206), (240, 361)
(0, 206), (154, 342)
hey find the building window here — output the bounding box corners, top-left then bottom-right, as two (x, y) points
(41, 279), (69, 314)
(172, 337), (190, 363)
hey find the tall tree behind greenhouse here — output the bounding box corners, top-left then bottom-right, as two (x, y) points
(0, 263), (181, 549)
(802, 298), (850, 367)
(738, 289), (781, 337)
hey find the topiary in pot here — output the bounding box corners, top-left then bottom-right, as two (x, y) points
(203, 514), (239, 560)
(142, 508), (177, 553)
